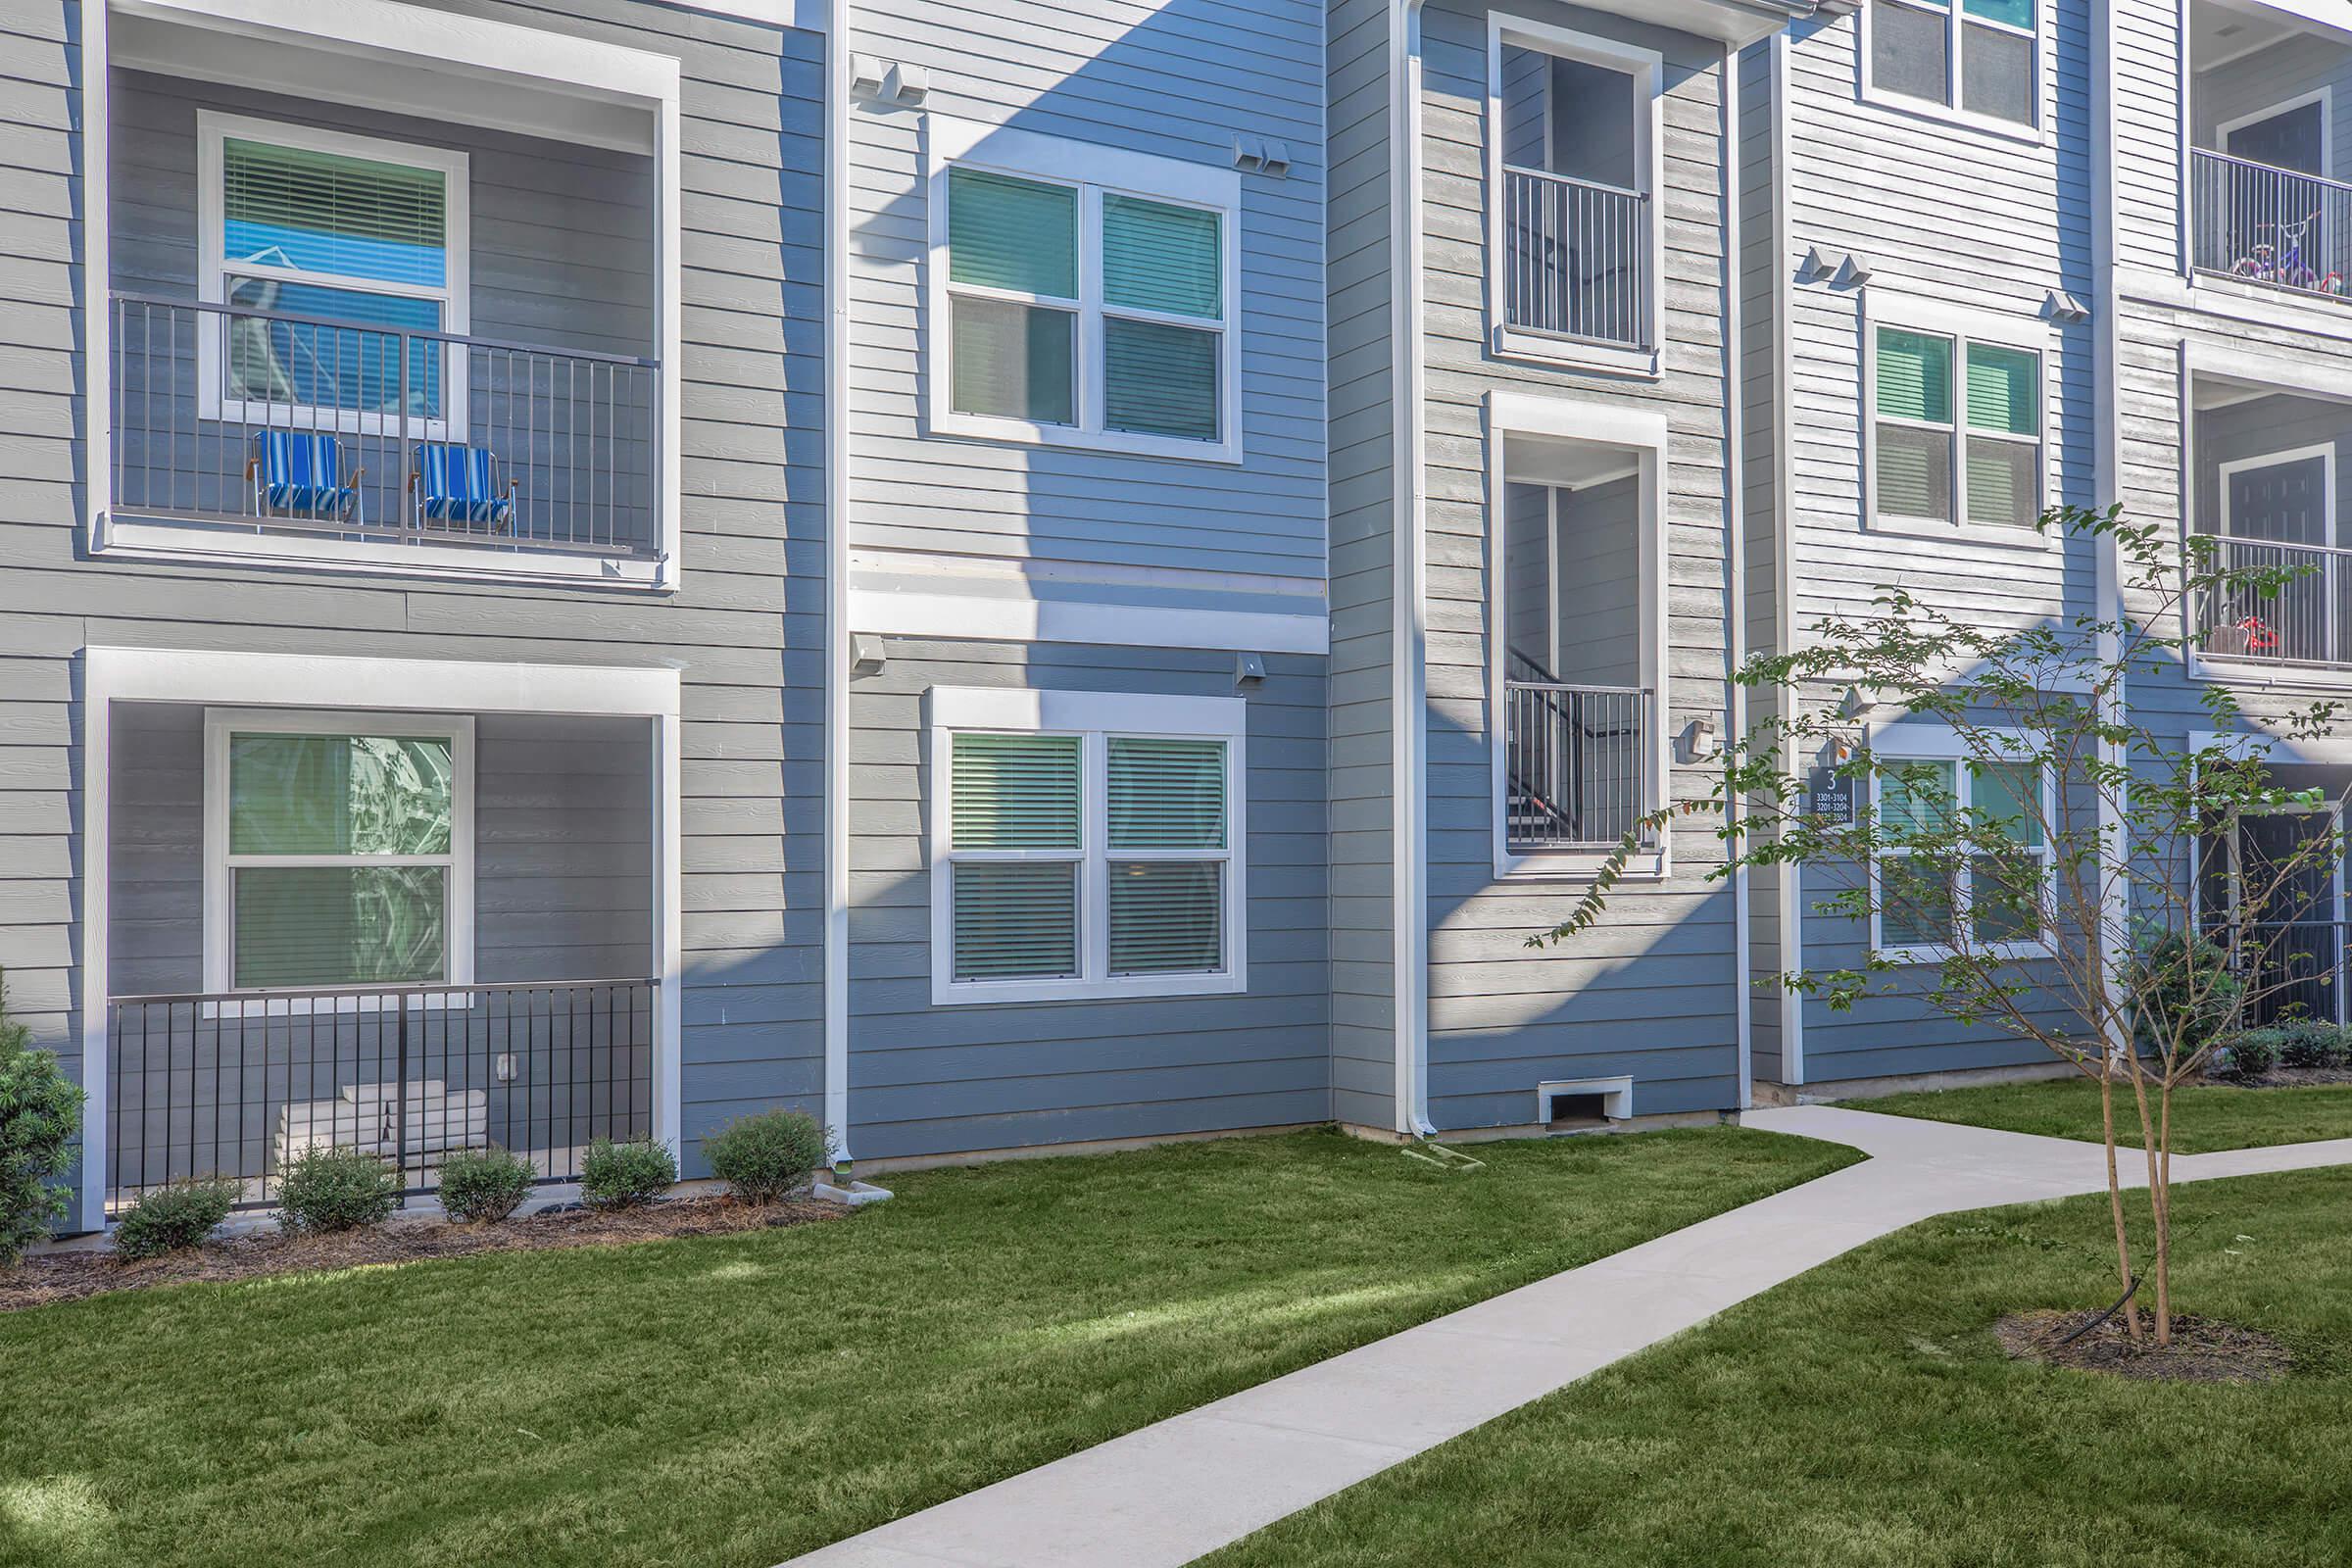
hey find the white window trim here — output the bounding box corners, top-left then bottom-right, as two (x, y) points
(1484, 392), (1672, 882)
(2201, 440), (2342, 671)
(195, 111), (471, 438)
(1484, 15), (1665, 378)
(1858, 0), (2048, 147)
(200, 708), (477, 1006)
(926, 686), (1248, 1005)
(924, 118), (1245, 464)
(81, 0), (685, 592)
(1864, 724), (2054, 965)
(2215, 88), (2334, 179)
(1862, 294), (2056, 549)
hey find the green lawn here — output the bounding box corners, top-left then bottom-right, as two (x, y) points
(0, 1126), (1854, 1568)
(1846, 1075), (2352, 1153)
(1205, 1166), (2352, 1568)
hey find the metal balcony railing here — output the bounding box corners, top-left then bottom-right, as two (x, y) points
(105, 978), (658, 1213)
(2196, 533), (2352, 668)
(110, 292), (662, 557)
(1504, 651), (1655, 852)
(1499, 166), (1652, 351)
(2190, 148), (2352, 303)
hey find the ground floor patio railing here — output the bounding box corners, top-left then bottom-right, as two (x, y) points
(105, 978), (657, 1213)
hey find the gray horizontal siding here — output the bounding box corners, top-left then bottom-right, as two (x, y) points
(845, 637), (1330, 1159)
(1325, 0), (1398, 1131)
(1417, 0), (1741, 1128)
(843, 0), (1330, 592)
(0, 0), (829, 1204)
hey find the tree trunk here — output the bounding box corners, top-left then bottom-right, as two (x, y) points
(2126, 1049), (2169, 1346)
(2098, 1066), (2141, 1340)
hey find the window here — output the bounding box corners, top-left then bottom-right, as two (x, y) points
(199, 114), (469, 430)
(204, 711), (473, 993)
(1873, 753), (2050, 958)
(928, 688), (1245, 1004)
(1488, 19), (1661, 367)
(1868, 0), (2037, 130)
(1873, 324), (2042, 531)
(931, 124), (1238, 459)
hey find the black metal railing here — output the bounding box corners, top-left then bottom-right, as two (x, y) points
(2196, 533), (2352, 667)
(2191, 148), (2352, 302)
(110, 293), (662, 557)
(105, 978), (657, 1213)
(2223, 920), (2350, 1029)
(1504, 650), (1654, 851)
(1500, 166), (1651, 350)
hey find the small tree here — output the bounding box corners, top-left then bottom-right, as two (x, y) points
(1544, 506), (2344, 1345)
(0, 972), (85, 1266)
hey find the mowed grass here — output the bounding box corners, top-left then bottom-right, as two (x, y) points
(0, 1126), (1855, 1568)
(1206, 1166), (2352, 1568)
(1848, 1074), (2352, 1153)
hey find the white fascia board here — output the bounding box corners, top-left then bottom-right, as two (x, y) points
(851, 586), (1328, 655)
(929, 685), (1247, 737)
(83, 646), (682, 717)
(115, 0), (683, 109)
(1488, 390), (1672, 454)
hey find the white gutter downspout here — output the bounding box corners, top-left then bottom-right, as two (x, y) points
(1769, 26), (1804, 1086)
(1390, 0), (1435, 1139)
(822, 0), (855, 1159)
(1722, 40), (1753, 1109)
(2088, 0), (2127, 1042)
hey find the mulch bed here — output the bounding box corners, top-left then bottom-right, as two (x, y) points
(0, 1194), (843, 1312)
(1996, 1309), (2293, 1384)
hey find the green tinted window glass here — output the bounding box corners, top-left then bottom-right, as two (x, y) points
(1102, 195), (1221, 318)
(229, 733), (454, 857)
(1108, 739), (1227, 850)
(1878, 327), (1953, 423)
(1107, 861), (1223, 974)
(952, 861), (1079, 981)
(951, 733), (1082, 849)
(233, 865), (447, 987)
(949, 169), (1077, 297)
(1966, 344), (2039, 435)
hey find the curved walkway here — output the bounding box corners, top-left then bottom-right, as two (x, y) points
(783, 1106), (2352, 1568)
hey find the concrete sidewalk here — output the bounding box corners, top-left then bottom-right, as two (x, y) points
(782, 1106), (2352, 1568)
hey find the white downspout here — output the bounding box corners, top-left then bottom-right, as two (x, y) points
(2089, 0), (2126, 1043)
(1722, 40), (1753, 1110)
(822, 0), (855, 1160)
(1390, 0), (1435, 1139)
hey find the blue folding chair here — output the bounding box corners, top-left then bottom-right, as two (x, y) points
(411, 442), (518, 535)
(247, 430), (362, 523)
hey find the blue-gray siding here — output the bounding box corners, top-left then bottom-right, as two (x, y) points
(845, 638), (1330, 1159)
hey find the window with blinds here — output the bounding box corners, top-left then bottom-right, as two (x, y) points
(942, 161), (1230, 450)
(1873, 749), (2051, 957)
(216, 727), (465, 990)
(206, 117), (465, 422)
(1869, 0), (2037, 128)
(1873, 324), (2041, 531)
(935, 708), (1240, 1000)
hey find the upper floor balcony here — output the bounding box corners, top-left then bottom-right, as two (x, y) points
(2186, 0), (2352, 311)
(2188, 373), (2352, 675)
(1489, 21), (1662, 375)
(93, 3), (679, 588)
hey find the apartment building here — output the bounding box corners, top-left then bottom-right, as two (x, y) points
(15, 0), (2342, 1232)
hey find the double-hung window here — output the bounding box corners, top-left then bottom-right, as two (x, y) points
(1868, 0), (2038, 130)
(1874, 753), (2050, 959)
(204, 711), (474, 994)
(929, 689), (1246, 1004)
(931, 122), (1240, 459)
(1873, 323), (2043, 531)
(199, 113), (469, 431)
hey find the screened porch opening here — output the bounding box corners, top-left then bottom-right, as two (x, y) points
(2187, 0), (2352, 305)
(1499, 434), (1654, 856)
(2190, 376), (2352, 669)
(103, 12), (664, 566)
(2197, 762), (2352, 1029)
(103, 704), (659, 1213)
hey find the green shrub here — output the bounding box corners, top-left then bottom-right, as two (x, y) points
(2216, 1028), (2282, 1080)
(277, 1146), (401, 1234)
(436, 1147), (537, 1224)
(113, 1176), (239, 1261)
(580, 1138), (675, 1209)
(2125, 927), (2244, 1059)
(705, 1109), (825, 1203)
(0, 973), (85, 1267)
(2276, 1019), (2351, 1071)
